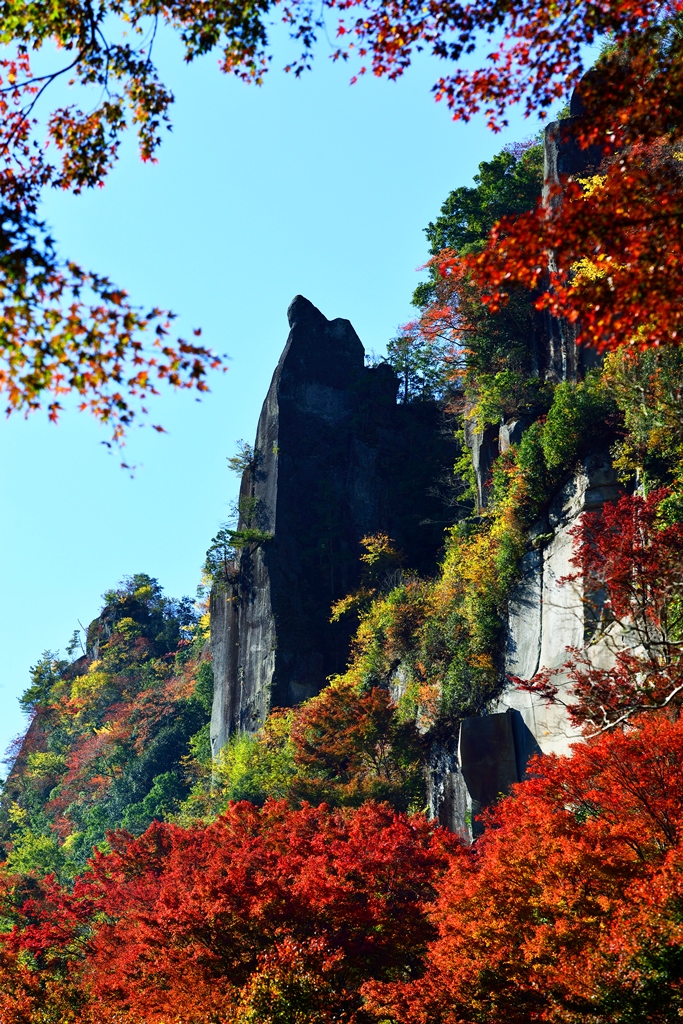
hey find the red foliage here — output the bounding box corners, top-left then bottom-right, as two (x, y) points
(517, 489), (683, 732)
(0, 872), (90, 1023)
(0, 802), (454, 1023)
(320, 9), (683, 359)
(467, 136), (683, 354)
(301, 0), (682, 131)
(366, 712), (683, 1023)
(290, 680), (426, 809)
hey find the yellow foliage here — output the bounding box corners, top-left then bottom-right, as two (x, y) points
(61, 832), (83, 855)
(113, 616), (143, 640)
(359, 532), (401, 567)
(578, 173), (607, 197)
(198, 610), (211, 642)
(7, 802), (28, 826)
(330, 587), (374, 622)
(70, 670), (110, 705)
(25, 750), (68, 780)
(571, 255), (608, 281)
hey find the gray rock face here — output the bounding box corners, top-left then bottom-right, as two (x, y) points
(425, 737), (470, 840)
(209, 292), (622, 843)
(496, 452), (620, 757)
(210, 296), (458, 757)
(427, 454), (621, 838)
(505, 549), (543, 679)
(464, 413), (499, 510)
(543, 102), (605, 383)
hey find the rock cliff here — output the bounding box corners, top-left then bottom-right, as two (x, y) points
(424, 112), (618, 834)
(430, 452), (620, 835)
(210, 295), (458, 757)
(210, 113), (622, 835)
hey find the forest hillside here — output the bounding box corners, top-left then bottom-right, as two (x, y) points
(2, 8), (683, 1020)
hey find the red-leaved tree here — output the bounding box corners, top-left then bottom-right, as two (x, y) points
(0, 801), (455, 1023)
(366, 711), (683, 1023)
(0, 0), (679, 439)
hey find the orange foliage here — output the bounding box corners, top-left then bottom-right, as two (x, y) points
(290, 678), (427, 809)
(366, 712), (683, 1023)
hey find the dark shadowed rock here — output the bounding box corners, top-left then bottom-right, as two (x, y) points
(210, 297), (458, 755)
(542, 78), (606, 383)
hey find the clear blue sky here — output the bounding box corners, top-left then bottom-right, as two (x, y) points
(0, 29), (555, 765)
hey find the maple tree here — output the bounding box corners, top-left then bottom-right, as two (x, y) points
(366, 711), (683, 1024)
(0, 801), (454, 1023)
(0, 49), (221, 444)
(289, 677), (427, 810)
(0, 0), (679, 442)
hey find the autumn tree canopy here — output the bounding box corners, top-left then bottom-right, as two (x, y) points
(0, 0), (680, 437)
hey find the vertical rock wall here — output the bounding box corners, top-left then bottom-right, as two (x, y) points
(429, 101), (618, 831)
(428, 453), (621, 836)
(210, 92), (623, 834)
(210, 296), (458, 757)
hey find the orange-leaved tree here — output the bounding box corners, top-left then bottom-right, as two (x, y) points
(289, 677), (427, 811)
(365, 711), (683, 1024)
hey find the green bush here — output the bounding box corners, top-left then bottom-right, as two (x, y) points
(542, 374), (617, 472)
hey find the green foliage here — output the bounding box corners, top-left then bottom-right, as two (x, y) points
(19, 653), (66, 714)
(193, 662), (214, 715)
(121, 771), (186, 833)
(329, 372), (620, 725)
(203, 523), (240, 590)
(413, 142), (543, 308)
(232, 527), (273, 547)
(215, 721), (298, 805)
(605, 346), (683, 489)
(4, 827), (67, 878)
(512, 421), (549, 522)
(1, 577), (211, 877)
(178, 712), (299, 821)
(469, 370), (552, 430)
(203, 519), (272, 591)
(541, 373), (618, 472)
(227, 439), (259, 476)
(384, 332), (454, 403)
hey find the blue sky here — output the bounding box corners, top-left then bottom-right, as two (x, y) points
(0, 28), (555, 764)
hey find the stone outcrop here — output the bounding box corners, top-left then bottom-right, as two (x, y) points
(429, 452), (621, 835)
(210, 87), (624, 835)
(210, 296), (458, 757)
(497, 452), (620, 746)
(210, 295), (623, 838)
